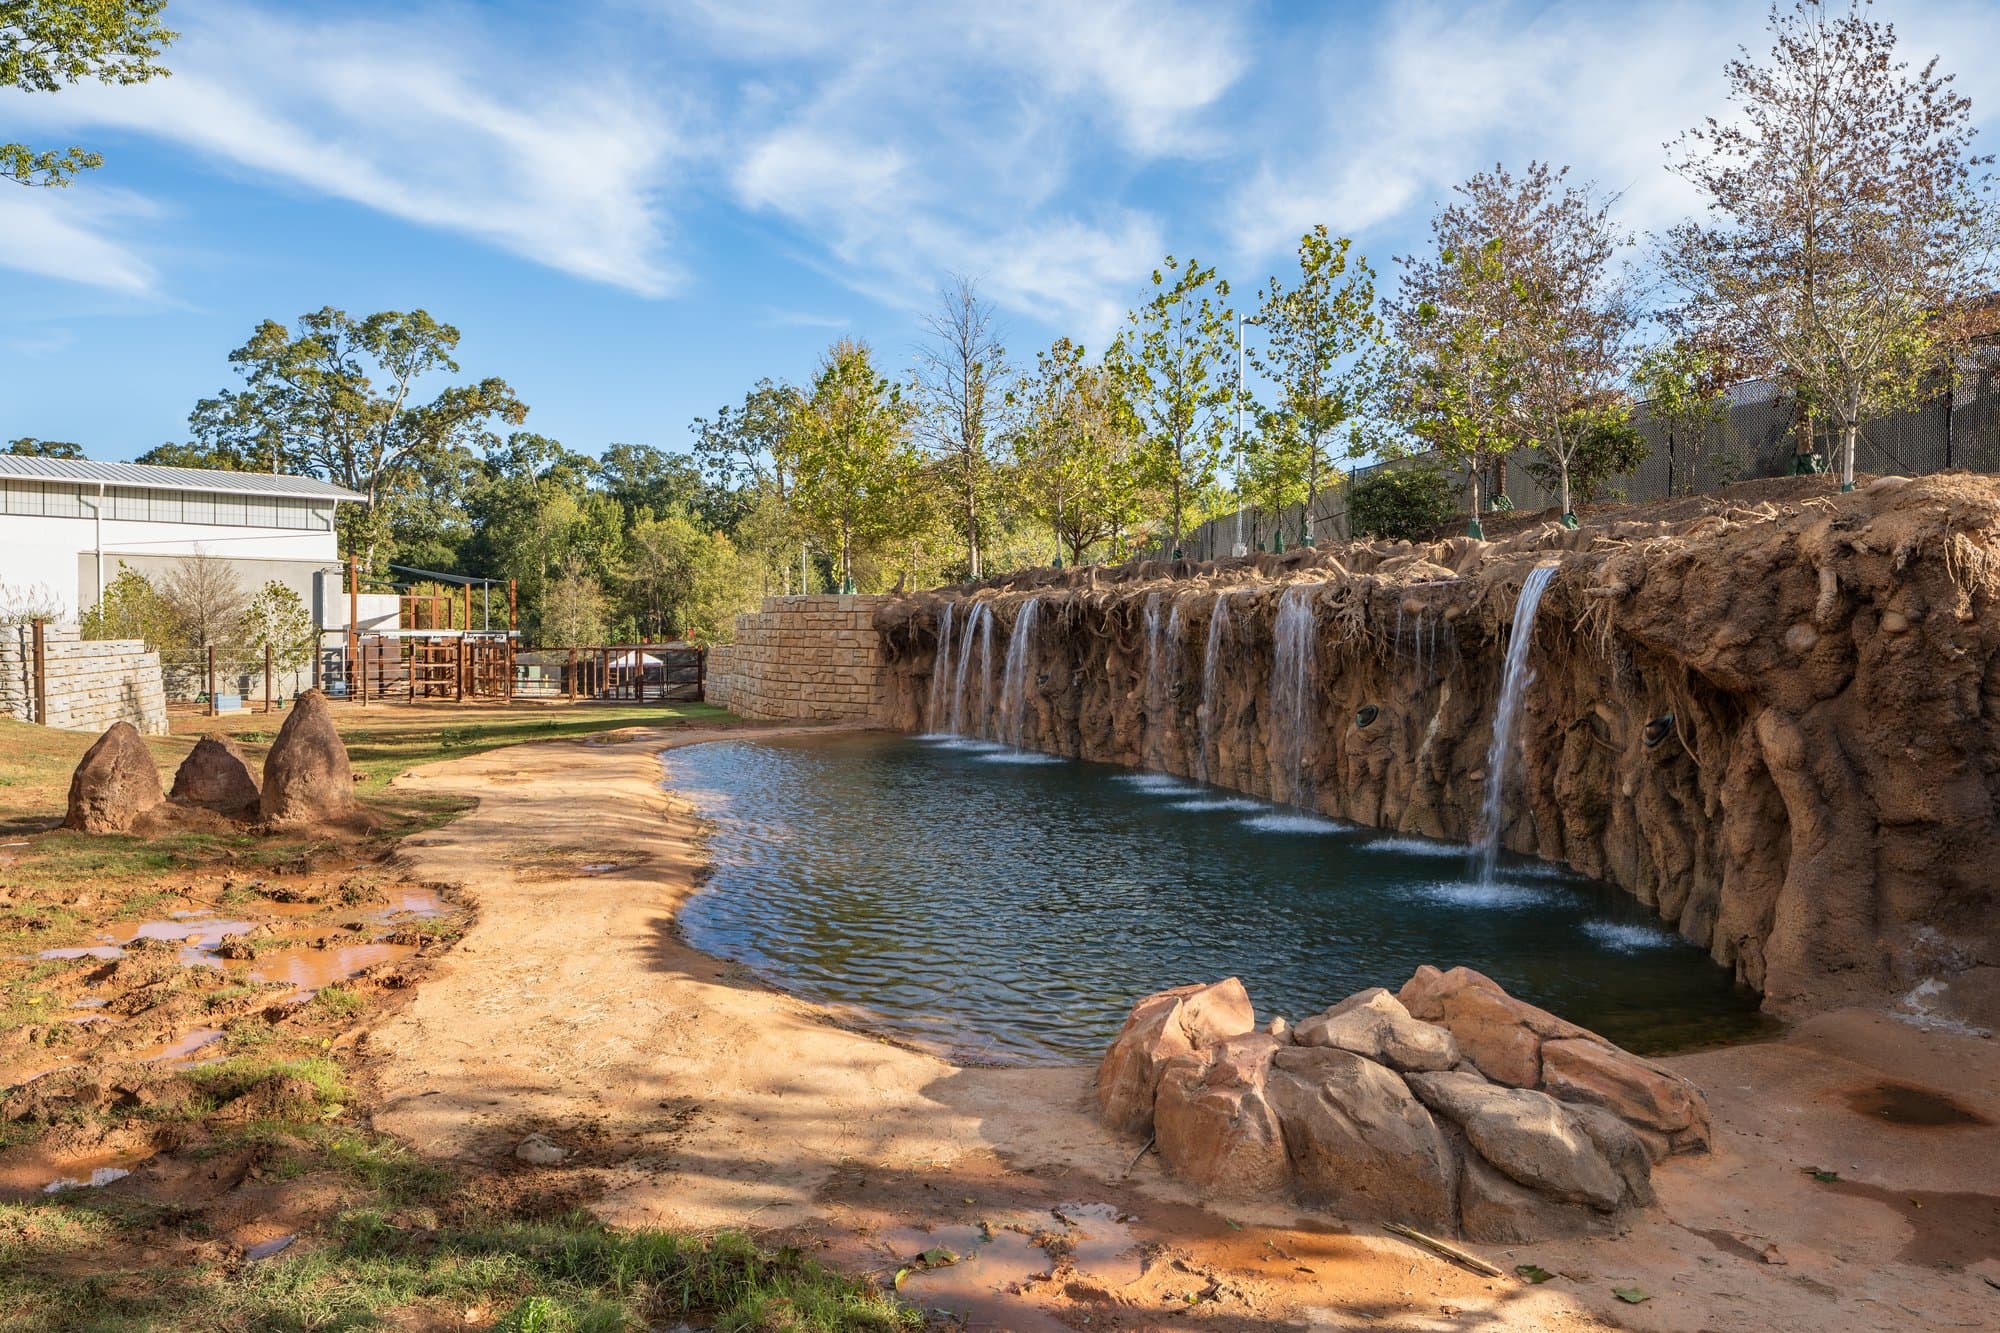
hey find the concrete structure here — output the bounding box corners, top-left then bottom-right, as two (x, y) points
(0, 455), (364, 622)
(705, 595), (890, 721)
(0, 622), (168, 735)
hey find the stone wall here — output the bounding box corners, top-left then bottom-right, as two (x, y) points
(705, 595), (892, 722)
(0, 623), (169, 736)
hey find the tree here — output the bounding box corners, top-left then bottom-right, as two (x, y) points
(1009, 338), (1146, 566)
(3, 0), (174, 187)
(1463, 163), (1637, 522)
(538, 557), (609, 648)
(1387, 234), (1523, 535)
(777, 339), (926, 591)
(188, 307), (528, 569)
(1251, 227), (1381, 543)
(1348, 465), (1460, 541)
(1664, 0), (1999, 491)
(159, 554), (248, 651)
(625, 511), (758, 644)
(1634, 340), (1732, 495)
(1111, 256), (1235, 553)
(1522, 405), (1649, 507)
(79, 565), (169, 643)
(6, 436), (83, 457)
(691, 380), (805, 593)
(241, 580), (318, 672)
(912, 275), (1010, 579)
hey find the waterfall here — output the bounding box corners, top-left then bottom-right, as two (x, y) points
(949, 603), (985, 735)
(1268, 584), (1320, 808)
(976, 604), (996, 738)
(1196, 593), (1233, 784)
(926, 602), (956, 732)
(1478, 564), (1558, 884)
(999, 598), (1041, 750)
(1143, 593), (1184, 768)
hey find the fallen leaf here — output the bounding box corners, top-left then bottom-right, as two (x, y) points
(917, 1247), (959, 1269)
(1613, 1287), (1651, 1304)
(1515, 1264), (1554, 1284)
(893, 1268), (911, 1290)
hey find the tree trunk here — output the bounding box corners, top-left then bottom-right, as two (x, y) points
(964, 458), (980, 580)
(1841, 420), (1858, 490)
(1558, 462), (1573, 518)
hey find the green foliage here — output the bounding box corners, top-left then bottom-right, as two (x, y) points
(1524, 406), (1649, 507)
(626, 511), (759, 644)
(78, 565), (171, 645)
(241, 580), (318, 670)
(1348, 466), (1459, 541)
(537, 558), (611, 648)
(2, 0), (175, 187)
(1008, 338), (1148, 565)
(1633, 340), (1731, 494)
(4, 436), (83, 457)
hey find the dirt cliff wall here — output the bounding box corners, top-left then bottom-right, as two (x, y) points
(875, 475), (2000, 1025)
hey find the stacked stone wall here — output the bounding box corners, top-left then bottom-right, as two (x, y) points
(0, 624), (169, 736)
(705, 595), (891, 722)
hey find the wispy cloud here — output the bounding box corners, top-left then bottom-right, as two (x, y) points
(0, 186), (157, 294)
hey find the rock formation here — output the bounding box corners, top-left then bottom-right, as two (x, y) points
(1099, 972), (1703, 1240)
(876, 476), (2000, 1023)
(169, 734), (261, 817)
(259, 689), (357, 827)
(62, 722), (164, 833)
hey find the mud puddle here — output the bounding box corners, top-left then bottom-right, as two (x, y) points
(1844, 1080), (1992, 1127)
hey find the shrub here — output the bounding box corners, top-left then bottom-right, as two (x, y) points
(1348, 466), (1459, 540)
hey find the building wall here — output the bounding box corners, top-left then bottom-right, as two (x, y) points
(705, 595), (891, 722)
(0, 623), (168, 736)
(1, 511), (341, 621)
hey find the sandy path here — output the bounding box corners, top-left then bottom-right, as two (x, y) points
(366, 724), (1999, 1331)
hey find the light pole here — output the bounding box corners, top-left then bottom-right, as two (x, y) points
(1234, 314), (1262, 558)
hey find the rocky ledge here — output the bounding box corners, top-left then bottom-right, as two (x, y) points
(1097, 966), (1711, 1242)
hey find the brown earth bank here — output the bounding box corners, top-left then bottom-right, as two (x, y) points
(365, 723), (2000, 1331)
(874, 473), (2000, 1028)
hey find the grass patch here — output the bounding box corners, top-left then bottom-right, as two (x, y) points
(310, 985), (365, 1019)
(179, 1055), (347, 1110)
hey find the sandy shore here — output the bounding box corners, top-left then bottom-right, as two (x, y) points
(365, 724), (2000, 1331)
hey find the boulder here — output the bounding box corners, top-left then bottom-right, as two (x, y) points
(1293, 987), (1459, 1072)
(1095, 978), (1255, 1136)
(1457, 1149), (1599, 1243)
(1396, 965), (1593, 1088)
(170, 734), (261, 815)
(1266, 1046), (1458, 1231)
(259, 689), (356, 827)
(1540, 1037), (1711, 1154)
(1406, 1071), (1624, 1211)
(63, 722), (164, 833)
(1154, 1032), (1289, 1195)
(1565, 1102), (1656, 1207)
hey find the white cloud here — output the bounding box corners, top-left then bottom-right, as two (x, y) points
(0, 185), (157, 293)
(5, 3), (683, 296)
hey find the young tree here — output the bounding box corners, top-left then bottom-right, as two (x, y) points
(1009, 338), (1146, 566)
(3, 0), (174, 186)
(1664, 0), (1999, 490)
(691, 379), (805, 593)
(1251, 227), (1381, 542)
(241, 580), (319, 674)
(188, 307), (528, 568)
(159, 554), (249, 651)
(1466, 163), (1638, 522)
(1521, 405), (1650, 507)
(1110, 256), (1235, 553)
(79, 566), (169, 644)
(537, 557), (610, 648)
(1633, 339), (1732, 495)
(1387, 236), (1522, 535)
(777, 340), (926, 591)
(912, 275), (1010, 579)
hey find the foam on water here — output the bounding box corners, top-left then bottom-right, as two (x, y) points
(1241, 811), (1350, 835)
(1168, 797), (1269, 813)
(978, 751), (1064, 766)
(1113, 773), (1199, 794)
(1420, 879), (1553, 909)
(1363, 836), (1466, 858)
(1580, 920), (1675, 952)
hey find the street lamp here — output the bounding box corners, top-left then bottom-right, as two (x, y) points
(1234, 313), (1263, 558)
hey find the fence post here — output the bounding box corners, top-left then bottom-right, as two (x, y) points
(567, 647), (577, 703)
(456, 638), (465, 702)
(264, 644), (274, 713)
(30, 619), (48, 726)
(206, 644), (217, 717)
(506, 640), (516, 701)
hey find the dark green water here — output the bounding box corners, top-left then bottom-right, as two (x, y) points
(668, 732), (1767, 1065)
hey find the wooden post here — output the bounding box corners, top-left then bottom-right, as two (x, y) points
(359, 638), (369, 705)
(206, 644), (218, 717)
(455, 637), (465, 702)
(506, 639), (516, 700)
(347, 557), (361, 705)
(463, 582), (473, 637)
(264, 643), (274, 713)
(508, 579), (518, 632)
(30, 620), (47, 726)
(567, 647), (577, 702)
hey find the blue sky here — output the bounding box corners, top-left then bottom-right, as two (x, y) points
(4, 0), (1998, 465)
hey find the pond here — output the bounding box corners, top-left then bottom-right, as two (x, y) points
(668, 732), (1768, 1065)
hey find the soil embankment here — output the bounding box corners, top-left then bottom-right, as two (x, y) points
(876, 474), (2000, 1026)
(366, 722), (2000, 1331)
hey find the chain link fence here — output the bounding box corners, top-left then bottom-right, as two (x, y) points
(157, 647), (314, 715)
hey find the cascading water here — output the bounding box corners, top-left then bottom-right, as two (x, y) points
(1196, 593), (1233, 784)
(1268, 584), (1320, 808)
(998, 598), (1041, 750)
(1142, 593), (1170, 766)
(1478, 564), (1558, 885)
(976, 603), (996, 739)
(926, 601), (956, 732)
(949, 603), (986, 736)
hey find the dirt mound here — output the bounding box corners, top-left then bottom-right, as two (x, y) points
(259, 689), (357, 828)
(878, 474), (2000, 1023)
(170, 734), (260, 816)
(63, 722), (164, 833)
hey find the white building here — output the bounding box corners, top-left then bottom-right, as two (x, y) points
(0, 455), (367, 622)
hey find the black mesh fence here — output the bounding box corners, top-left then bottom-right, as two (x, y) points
(1149, 348), (2000, 555)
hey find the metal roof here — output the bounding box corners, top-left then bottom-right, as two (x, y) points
(0, 455), (366, 502)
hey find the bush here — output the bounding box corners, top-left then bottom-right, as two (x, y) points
(1348, 466), (1459, 540)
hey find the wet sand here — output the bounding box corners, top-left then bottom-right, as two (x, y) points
(366, 724), (2000, 1331)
